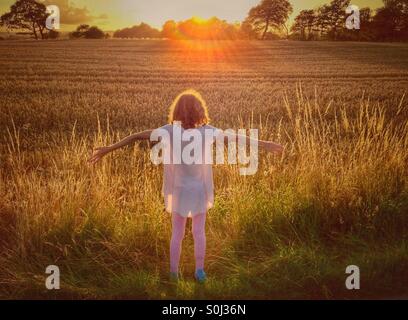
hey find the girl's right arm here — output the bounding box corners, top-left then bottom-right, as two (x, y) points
(88, 129), (153, 164)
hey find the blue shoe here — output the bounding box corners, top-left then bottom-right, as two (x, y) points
(169, 272), (179, 282)
(195, 269), (207, 283)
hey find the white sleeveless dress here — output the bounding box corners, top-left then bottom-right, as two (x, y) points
(158, 124), (221, 217)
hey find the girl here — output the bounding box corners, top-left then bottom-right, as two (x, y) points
(88, 90), (283, 283)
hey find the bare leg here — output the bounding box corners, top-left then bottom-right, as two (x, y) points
(192, 213), (207, 271)
(170, 213), (187, 274)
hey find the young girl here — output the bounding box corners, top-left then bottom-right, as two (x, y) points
(88, 90), (283, 283)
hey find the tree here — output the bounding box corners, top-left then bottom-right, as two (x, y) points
(291, 9), (315, 40)
(240, 19), (258, 39)
(160, 17), (240, 40)
(373, 0), (408, 41)
(359, 7), (373, 29)
(85, 26), (105, 39)
(313, 0), (351, 40)
(0, 0), (48, 39)
(328, 0), (351, 39)
(304, 10), (316, 38)
(70, 24), (105, 39)
(114, 23), (161, 39)
(70, 24), (89, 38)
(355, 7), (374, 40)
(314, 4), (331, 38)
(162, 20), (178, 39)
(282, 21), (291, 39)
(245, 0), (293, 40)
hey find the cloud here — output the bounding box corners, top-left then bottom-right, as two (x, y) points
(41, 0), (108, 25)
(96, 13), (109, 20)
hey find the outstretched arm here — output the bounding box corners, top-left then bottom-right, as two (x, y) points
(223, 132), (284, 154)
(88, 129), (153, 164)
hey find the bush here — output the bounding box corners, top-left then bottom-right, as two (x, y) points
(113, 23), (161, 39)
(85, 26), (105, 39)
(69, 25), (105, 39)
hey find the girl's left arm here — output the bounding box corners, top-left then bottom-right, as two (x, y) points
(258, 139), (284, 154)
(223, 132), (284, 154)
(88, 129), (153, 164)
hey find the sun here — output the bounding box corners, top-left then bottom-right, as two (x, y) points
(191, 16), (209, 25)
(165, 15), (241, 62)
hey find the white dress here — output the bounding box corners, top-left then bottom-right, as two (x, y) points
(158, 124), (222, 217)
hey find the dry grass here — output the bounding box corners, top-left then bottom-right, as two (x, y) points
(0, 40), (407, 299)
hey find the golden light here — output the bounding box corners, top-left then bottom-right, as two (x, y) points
(168, 39), (244, 64)
(191, 16), (209, 25)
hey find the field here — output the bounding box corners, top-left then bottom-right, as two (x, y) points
(0, 39), (407, 299)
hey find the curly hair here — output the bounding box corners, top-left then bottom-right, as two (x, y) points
(168, 89), (210, 129)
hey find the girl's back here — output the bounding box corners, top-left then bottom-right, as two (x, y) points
(160, 124), (219, 217)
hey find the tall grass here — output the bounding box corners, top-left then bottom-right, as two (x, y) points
(1, 85), (407, 299)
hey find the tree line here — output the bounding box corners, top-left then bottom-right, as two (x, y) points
(1, 0), (407, 41)
(114, 18), (245, 40)
(291, 0), (408, 41)
(110, 0), (408, 42)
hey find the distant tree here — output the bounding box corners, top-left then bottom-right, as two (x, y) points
(289, 0), (408, 42)
(360, 7), (373, 29)
(77, 24), (90, 33)
(162, 20), (178, 39)
(114, 22), (161, 39)
(304, 10), (317, 38)
(373, 6), (396, 40)
(291, 14), (306, 40)
(313, 4), (331, 39)
(329, 0), (351, 39)
(240, 19), (258, 39)
(85, 26), (105, 39)
(70, 24), (89, 38)
(224, 22), (242, 40)
(373, 0), (408, 41)
(163, 17), (240, 40)
(70, 24), (105, 39)
(291, 9), (315, 40)
(324, 0), (351, 39)
(312, 0), (351, 40)
(332, 6), (374, 40)
(353, 7), (374, 40)
(0, 0), (48, 39)
(245, 0), (293, 40)
(282, 21), (291, 39)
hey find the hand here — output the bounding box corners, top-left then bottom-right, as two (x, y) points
(88, 146), (111, 164)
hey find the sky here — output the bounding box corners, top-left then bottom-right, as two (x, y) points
(0, 0), (384, 31)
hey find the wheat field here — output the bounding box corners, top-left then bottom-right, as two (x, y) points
(0, 39), (407, 299)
